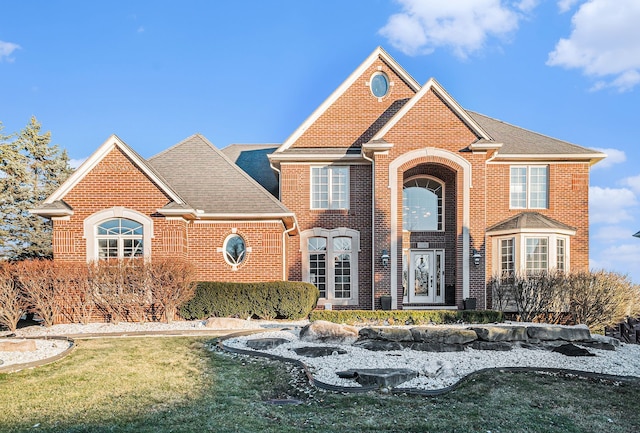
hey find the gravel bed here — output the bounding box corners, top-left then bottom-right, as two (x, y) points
(223, 329), (640, 391)
(0, 339), (73, 369)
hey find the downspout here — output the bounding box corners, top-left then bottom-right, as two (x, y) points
(484, 150), (499, 309)
(361, 151), (376, 311)
(282, 221), (297, 281)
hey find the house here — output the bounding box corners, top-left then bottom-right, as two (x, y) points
(34, 47), (605, 313)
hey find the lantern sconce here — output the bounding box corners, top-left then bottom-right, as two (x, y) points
(381, 249), (390, 267)
(472, 249), (482, 266)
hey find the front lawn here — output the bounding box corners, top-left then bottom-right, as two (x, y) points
(0, 337), (637, 433)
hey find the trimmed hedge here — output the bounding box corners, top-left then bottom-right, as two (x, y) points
(309, 309), (504, 326)
(179, 281), (319, 320)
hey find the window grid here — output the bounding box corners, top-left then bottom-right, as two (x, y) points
(500, 238), (515, 278)
(311, 166), (349, 209)
(526, 238), (548, 274)
(96, 218), (144, 260)
(308, 237), (327, 298)
(510, 166), (548, 209)
(556, 238), (565, 272)
(333, 237), (352, 299)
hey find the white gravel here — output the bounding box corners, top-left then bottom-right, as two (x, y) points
(3, 320), (640, 391)
(223, 329), (640, 391)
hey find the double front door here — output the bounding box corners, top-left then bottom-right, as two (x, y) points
(406, 250), (444, 304)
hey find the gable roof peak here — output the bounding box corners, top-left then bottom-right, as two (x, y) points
(274, 46), (421, 153)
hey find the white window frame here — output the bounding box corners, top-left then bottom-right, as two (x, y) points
(84, 207), (153, 262)
(510, 165), (548, 209)
(301, 228), (360, 306)
(494, 232), (570, 276)
(402, 175), (445, 232)
(310, 165), (350, 210)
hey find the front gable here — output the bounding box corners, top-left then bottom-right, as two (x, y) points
(277, 47), (419, 151)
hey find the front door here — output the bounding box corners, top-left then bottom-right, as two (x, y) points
(408, 250), (444, 303)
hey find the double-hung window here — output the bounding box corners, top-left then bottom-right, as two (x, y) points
(496, 234), (569, 276)
(311, 166), (349, 209)
(510, 166), (548, 209)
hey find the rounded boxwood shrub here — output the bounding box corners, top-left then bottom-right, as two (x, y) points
(179, 281), (319, 320)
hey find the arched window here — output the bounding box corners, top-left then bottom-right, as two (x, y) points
(402, 177), (443, 231)
(84, 207), (153, 262)
(96, 218), (144, 259)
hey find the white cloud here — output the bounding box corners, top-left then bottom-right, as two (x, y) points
(69, 158), (87, 169)
(379, 0), (530, 59)
(557, 0), (581, 13)
(547, 0), (640, 92)
(0, 40), (21, 62)
(593, 225), (637, 243)
(590, 147), (625, 170)
(621, 174), (640, 195)
(589, 242), (640, 283)
(589, 186), (638, 224)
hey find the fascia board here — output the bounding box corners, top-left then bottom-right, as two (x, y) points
(372, 78), (493, 141)
(45, 135), (185, 205)
(275, 47), (420, 154)
(490, 153), (607, 165)
(268, 153), (366, 163)
(487, 227), (577, 237)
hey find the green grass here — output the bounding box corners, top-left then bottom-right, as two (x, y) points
(0, 337), (638, 432)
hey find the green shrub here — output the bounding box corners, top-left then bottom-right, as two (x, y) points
(179, 281), (319, 320)
(309, 309), (503, 326)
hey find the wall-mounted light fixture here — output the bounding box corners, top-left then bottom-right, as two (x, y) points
(472, 249), (482, 266)
(381, 249), (390, 267)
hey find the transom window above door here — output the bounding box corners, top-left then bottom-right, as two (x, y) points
(403, 177), (443, 231)
(96, 218), (143, 259)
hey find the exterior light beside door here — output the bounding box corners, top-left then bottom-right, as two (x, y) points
(381, 249), (390, 267)
(472, 249), (482, 266)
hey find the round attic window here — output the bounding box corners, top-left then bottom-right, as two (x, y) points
(223, 234), (247, 267)
(370, 72), (389, 98)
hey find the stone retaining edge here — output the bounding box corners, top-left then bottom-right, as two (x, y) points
(0, 336), (76, 374)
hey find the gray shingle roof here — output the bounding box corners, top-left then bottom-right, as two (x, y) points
(487, 212), (576, 233)
(148, 135), (292, 215)
(221, 144), (279, 197)
(467, 111), (601, 156)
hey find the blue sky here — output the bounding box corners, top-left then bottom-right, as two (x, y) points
(1, 0), (639, 282)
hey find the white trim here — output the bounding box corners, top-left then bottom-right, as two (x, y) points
(491, 233), (572, 276)
(491, 153), (606, 164)
(402, 174), (445, 232)
(45, 135), (184, 205)
(372, 78), (492, 142)
(83, 207), (154, 262)
(275, 47), (420, 153)
(309, 165), (350, 211)
(389, 148), (472, 309)
(300, 227), (360, 306)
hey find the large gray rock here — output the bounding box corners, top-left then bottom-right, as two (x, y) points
(410, 342), (466, 352)
(410, 326), (477, 345)
(336, 368), (418, 388)
(470, 326), (528, 342)
(527, 325), (591, 342)
(358, 327), (414, 342)
(293, 346), (347, 357)
(471, 341), (513, 351)
(352, 340), (405, 351)
(552, 343), (595, 357)
(245, 338), (289, 350)
(299, 321), (359, 344)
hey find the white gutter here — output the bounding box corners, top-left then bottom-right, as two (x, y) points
(361, 150), (376, 311)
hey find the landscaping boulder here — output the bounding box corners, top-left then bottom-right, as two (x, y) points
(336, 368), (418, 388)
(299, 321), (359, 344)
(0, 339), (37, 352)
(470, 326), (528, 342)
(471, 341), (513, 351)
(293, 346), (347, 357)
(352, 340), (405, 351)
(358, 327), (413, 342)
(410, 326), (477, 345)
(527, 325), (591, 342)
(245, 338), (289, 350)
(552, 343), (595, 357)
(204, 317), (257, 329)
(410, 342), (466, 352)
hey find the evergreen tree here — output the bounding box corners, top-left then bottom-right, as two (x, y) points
(0, 117), (72, 260)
